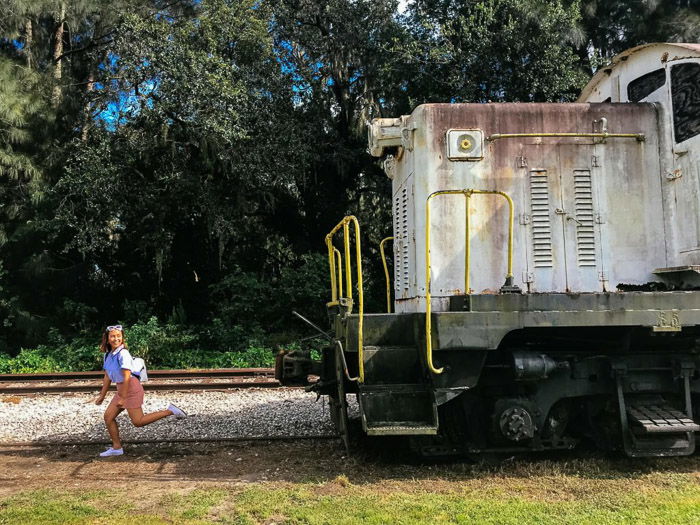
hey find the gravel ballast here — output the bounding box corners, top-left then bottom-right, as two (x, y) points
(0, 388), (343, 444)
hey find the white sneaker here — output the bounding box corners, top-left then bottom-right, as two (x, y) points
(167, 403), (187, 418)
(99, 447), (124, 457)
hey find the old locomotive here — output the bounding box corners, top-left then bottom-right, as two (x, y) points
(279, 43), (700, 457)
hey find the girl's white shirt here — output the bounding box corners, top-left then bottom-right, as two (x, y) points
(103, 345), (134, 383)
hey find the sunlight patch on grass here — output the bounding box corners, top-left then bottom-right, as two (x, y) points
(0, 490), (102, 525)
(160, 488), (228, 520)
(228, 482), (700, 525)
(0, 489), (170, 525)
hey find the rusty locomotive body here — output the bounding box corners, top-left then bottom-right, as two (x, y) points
(280, 43), (700, 457)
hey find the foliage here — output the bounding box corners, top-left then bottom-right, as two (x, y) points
(271, 0), (400, 254)
(123, 316), (197, 365)
(578, 0), (700, 71)
(401, 0), (588, 104)
(0, 0), (692, 354)
(0, 262), (20, 353)
(0, 329), (99, 373)
(0, 349), (62, 373)
(0, 316), (278, 371)
(208, 252), (329, 337)
(0, 58), (44, 182)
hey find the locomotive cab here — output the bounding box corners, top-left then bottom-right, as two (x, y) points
(579, 43), (700, 275)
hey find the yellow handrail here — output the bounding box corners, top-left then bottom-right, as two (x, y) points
(327, 247), (346, 303)
(379, 236), (394, 313)
(325, 216), (364, 382)
(333, 247), (343, 298)
(486, 132), (645, 142)
(424, 189), (515, 375)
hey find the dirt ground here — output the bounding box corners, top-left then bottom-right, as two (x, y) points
(1, 438), (700, 500)
(0, 440), (352, 497)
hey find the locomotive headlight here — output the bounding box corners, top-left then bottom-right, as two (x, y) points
(447, 129), (484, 161)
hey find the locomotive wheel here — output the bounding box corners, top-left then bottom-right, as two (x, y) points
(329, 340), (350, 453)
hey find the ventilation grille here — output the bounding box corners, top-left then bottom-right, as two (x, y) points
(573, 170), (596, 266)
(393, 187), (410, 294)
(530, 170), (553, 268)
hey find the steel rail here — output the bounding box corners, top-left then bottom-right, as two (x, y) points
(0, 435), (340, 448)
(0, 379), (287, 394)
(0, 368), (275, 382)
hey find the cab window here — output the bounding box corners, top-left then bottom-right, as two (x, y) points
(672, 62), (700, 143)
(627, 68), (665, 102)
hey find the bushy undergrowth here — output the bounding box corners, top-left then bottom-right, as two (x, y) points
(0, 317), (291, 373)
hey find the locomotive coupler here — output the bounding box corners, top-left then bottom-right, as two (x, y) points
(274, 348), (322, 386)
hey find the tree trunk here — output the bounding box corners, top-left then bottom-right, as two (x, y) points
(23, 19), (33, 69)
(51, 3), (66, 108)
(80, 70), (95, 141)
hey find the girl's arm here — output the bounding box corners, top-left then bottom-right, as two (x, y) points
(94, 371), (111, 405)
(116, 369), (131, 404)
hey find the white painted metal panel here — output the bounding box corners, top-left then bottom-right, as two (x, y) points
(371, 100), (673, 312)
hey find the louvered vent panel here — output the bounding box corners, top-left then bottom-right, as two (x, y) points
(393, 191), (403, 292)
(573, 170), (596, 267)
(400, 187), (409, 293)
(530, 170), (553, 268)
(393, 187), (410, 294)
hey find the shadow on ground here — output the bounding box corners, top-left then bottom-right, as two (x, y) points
(1, 432), (699, 494)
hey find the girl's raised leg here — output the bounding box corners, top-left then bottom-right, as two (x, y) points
(126, 407), (173, 427)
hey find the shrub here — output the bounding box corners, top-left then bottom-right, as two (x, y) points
(0, 348), (62, 373)
(210, 344), (275, 368)
(207, 253), (329, 343)
(0, 316), (280, 372)
(125, 316), (198, 367)
(198, 318), (265, 353)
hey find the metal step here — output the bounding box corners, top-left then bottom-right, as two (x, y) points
(614, 367), (698, 457)
(366, 424), (437, 436)
(628, 405), (700, 434)
(359, 383), (438, 436)
(362, 346), (422, 385)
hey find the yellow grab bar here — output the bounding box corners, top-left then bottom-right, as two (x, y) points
(486, 132), (645, 142)
(380, 236), (394, 313)
(333, 247), (343, 298)
(327, 247), (346, 302)
(425, 189), (515, 375)
(325, 216), (364, 382)
(343, 222), (352, 302)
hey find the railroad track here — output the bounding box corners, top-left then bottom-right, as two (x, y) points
(0, 368), (283, 394)
(0, 435), (338, 448)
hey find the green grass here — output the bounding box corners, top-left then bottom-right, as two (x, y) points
(230, 480), (700, 525)
(2, 472), (699, 525)
(163, 489), (228, 520)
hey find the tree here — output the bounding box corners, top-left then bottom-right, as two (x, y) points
(54, 0), (311, 323)
(0, 59), (48, 349)
(0, 0), (196, 346)
(400, 0), (588, 104)
(577, 0), (700, 72)
(0, 0), (694, 352)
(270, 0), (405, 268)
